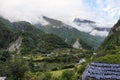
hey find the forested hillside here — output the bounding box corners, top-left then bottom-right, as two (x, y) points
(95, 19), (120, 64)
(35, 16), (104, 49)
(0, 17), (93, 80)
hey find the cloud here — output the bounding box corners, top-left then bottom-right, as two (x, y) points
(90, 30), (108, 37)
(0, 0), (120, 26)
(0, 0), (85, 23)
(71, 23), (94, 33)
(80, 0), (120, 27)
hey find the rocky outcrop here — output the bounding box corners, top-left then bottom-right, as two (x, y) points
(81, 62), (120, 80)
(8, 36), (22, 54)
(109, 19), (120, 36)
(73, 39), (82, 49)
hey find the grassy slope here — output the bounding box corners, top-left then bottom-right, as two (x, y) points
(95, 19), (120, 63)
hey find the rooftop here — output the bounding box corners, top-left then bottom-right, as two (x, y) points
(82, 62), (120, 80)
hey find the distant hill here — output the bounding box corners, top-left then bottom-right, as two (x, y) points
(98, 19), (120, 54)
(73, 18), (110, 36)
(81, 19), (120, 80)
(95, 19), (120, 64)
(0, 17), (18, 49)
(0, 17), (70, 54)
(35, 16), (104, 49)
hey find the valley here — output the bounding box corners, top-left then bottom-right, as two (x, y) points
(0, 15), (120, 80)
(0, 17), (93, 80)
(1, 0), (120, 80)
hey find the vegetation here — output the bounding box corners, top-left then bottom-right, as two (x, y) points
(0, 17), (92, 80)
(0, 49), (90, 80)
(0, 17), (70, 54)
(0, 18), (18, 49)
(21, 33), (70, 54)
(98, 19), (120, 54)
(0, 51), (30, 80)
(94, 19), (120, 64)
(96, 54), (120, 64)
(35, 20), (104, 49)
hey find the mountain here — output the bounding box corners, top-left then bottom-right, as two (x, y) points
(34, 16), (104, 49)
(95, 19), (120, 63)
(12, 21), (41, 33)
(81, 19), (120, 80)
(74, 18), (96, 24)
(43, 16), (64, 27)
(0, 17), (18, 49)
(0, 17), (94, 80)
(42, 16), (73, 29)
(0, 17), (15, 30)
(73, 18), (111, 37)
(98, 19), (120, 54)
(0, 17), (70, 54)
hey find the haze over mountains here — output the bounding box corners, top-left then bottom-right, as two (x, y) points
(0, 15), (110, 49)
(73, 18), (111, 36)
(1, 14), (120, 80)
(1, 0), (120, 80)
(10, 15), (111, 37)
(81, 18), (120, 80)
(1, 0), (119, 27)
(34, 16), (104, 49)
(0, 15), (99, 80)
(34, 16), (111, 37)
(98, 18), (120, 55)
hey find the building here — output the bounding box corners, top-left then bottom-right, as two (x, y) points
(81, 62), (120, 80)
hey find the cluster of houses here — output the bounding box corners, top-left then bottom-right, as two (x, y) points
(82, 62), (120, 80)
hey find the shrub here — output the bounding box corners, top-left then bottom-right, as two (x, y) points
(60, 70), (74, 80)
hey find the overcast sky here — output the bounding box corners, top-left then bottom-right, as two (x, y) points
(0, 0), (120, 27)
